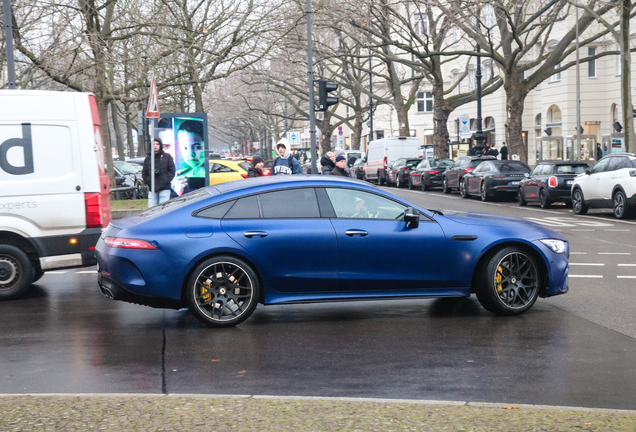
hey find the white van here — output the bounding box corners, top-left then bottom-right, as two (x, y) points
(363, 137), (421, 183)
(0, 90), (112, 299)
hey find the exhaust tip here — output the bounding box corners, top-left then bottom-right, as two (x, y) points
(100, 285), (115, 299)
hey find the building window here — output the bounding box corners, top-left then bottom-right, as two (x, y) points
(417, 91), (433, 112)
(588, 47), (596, 77)
(414, 13), (429, 36)
(550, 63), (561, 82)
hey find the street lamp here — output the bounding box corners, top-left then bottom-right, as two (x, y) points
(473, 14), (486, 155)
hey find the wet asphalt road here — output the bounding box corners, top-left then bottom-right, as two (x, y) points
(2, 187), (636, 411)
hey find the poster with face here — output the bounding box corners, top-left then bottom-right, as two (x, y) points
(155, 117), (206, 196)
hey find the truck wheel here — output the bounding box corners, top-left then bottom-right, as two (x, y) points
(0, 245), (34, 300)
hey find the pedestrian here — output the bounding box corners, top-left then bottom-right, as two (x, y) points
(272, 138), (303, 175)
(596, 142), (603, 160)
(500, 142), (508, 160)
(247, 155), (265, 177)
(321, 151), (336, 175)
(142, 137), (175, 206)
(330, 155), (350, 177)
(468, 143), (476, 156)
(486, 143), (499, 157)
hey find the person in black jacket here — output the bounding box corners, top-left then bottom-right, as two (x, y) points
(321, 152), (336, 175)
(142, 137), (175, 206)
(330, 155), (350, 177)
(500, 142), (508, 160)
(247, 155), (265, 177)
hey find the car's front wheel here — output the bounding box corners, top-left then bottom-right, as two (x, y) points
(572, 188), (588, 215)
(0, 245), (34, 300)
(186, 256), (260, 327)
(442, 177), (451, 194)
(539, 189), (551, 209)
(480, 182), (489, 201)
(518, 189), (527, 206)
(460, 180), (469, 198)
(613, 190), (632, 219)
(476, 247), (541, 315)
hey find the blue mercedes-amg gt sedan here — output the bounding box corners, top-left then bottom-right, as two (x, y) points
(96, 176), (569, 327)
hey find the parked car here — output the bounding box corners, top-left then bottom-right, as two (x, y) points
(209, 159), (251, 185)
(113, 160), (147, 199)
(571, 153), (636, 219)
(96, 176), (570, 327)
(386, 158), (421, 187)
(442, 155), (497, 194)
(409, 159), (454, 191)
(461, 160), (531, 201)
(364, 137), (420, 184)
(518, 161), (589, 208)
(352, 157), (366, 180)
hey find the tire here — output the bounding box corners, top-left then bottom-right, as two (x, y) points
(480, 182), (489, 201)
(422, 178), (430, 191)
(395, 175), (401, 188)
(572, 188), (588, 215)
(0, 245), (35, 300)
(408, 179), (413, 190)
(32, 265), (44, 283)
(378, 172), (385, 185)
(460, 180), (469, 198)
(186, 255), (260, 327)
(475, 247), (541, 316)
(539, 189), (551, 209)
(518, 189), (527, 206)
(613, 190), (632, 219)
(442, 177), (451, 194)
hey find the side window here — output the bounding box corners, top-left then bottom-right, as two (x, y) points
(532, 165), (546, 176)
(216, 164), (235, 173)
(591, 158), (610, 174)
(608, 157), (629, 171)
(196, 200), (235, 219)
(224, 196), (260, 219)
(259, 189), (320, 218)
(326, 188), (407, 220)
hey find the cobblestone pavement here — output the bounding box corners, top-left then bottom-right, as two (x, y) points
(1, 395), (635, 431)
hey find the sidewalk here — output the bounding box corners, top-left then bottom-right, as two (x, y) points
(1, 394), (635, 431)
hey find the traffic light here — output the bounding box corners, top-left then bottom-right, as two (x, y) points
(317, 79), (339, 111)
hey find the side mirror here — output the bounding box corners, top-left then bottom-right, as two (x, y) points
(524, 172), (530, 178)
(585, 168), (591, 175)
(404, 207), (420, 229)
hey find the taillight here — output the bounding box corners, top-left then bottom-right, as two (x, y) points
(262, 169), (271, 176)
(241, 174), (248, 179)
(429, 170), (441, 174)
(104, 237), (157, 249)
(548, 176), (558, 187)
(402, 167), (409, 171)
(84, 193), (103, 228)
(464, 168), (474, 174)
(384, 157), (388, 170)
(492, 174), (506, 178)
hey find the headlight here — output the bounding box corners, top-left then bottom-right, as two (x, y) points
(540, 239), (567, 254)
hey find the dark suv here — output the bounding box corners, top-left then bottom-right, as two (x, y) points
(442, 155), (496, 194)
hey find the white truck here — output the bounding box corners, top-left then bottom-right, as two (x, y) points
(363, 137), (421, 184)
(0, 90), (112, 299)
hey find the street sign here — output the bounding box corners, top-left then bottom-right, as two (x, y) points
(146, 74), (160, 118)
(459, 113), (471, 139)
(338, 126), (343, 136)
(286, 131), (301, 147)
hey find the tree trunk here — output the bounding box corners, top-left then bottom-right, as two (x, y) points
(124, 104), (135, 159)
(506, 93), (527, 163)
(621, 0), (635, 153)
(111, 102), (125, 161)
(432, 84), (450, 159)
(193, 83), (204, 112)
(352, 106), (363, 151)
(394, 103), (410, 137)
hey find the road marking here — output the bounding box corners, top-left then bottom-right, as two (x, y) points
(46, 271), (67, 274)
(617, 276), (636, 279)
(599, 252), (631, 255)
(525, 217), (614, 228)
(569, 275), (603, 278)
(570, 252), (587, 255)
(76, 271), (97, 274)
(618, 264), (636, 267)
(570, 229), (595, 232)
(604, 229), (631, 232)
(569, 263), (604, 266)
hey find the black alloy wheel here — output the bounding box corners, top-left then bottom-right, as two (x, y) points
(186, 256), (260, 327)
(442, 177), (451, 194)
(517, 189), (527, 206)
(613, 190), (631, 219)
(480, 182), (489, 201)
(476, 247), (541, 315)
(408, 178), (413, 190)
(460, 179), (469, 198)
(422, 175), (430, 191)
(0, 245), (34, 300)
(572, 188), (588, 215)
(539, 189), (551, 209)
(395, 174), (402, 188)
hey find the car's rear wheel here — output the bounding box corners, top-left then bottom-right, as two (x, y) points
(572, 188), (588, 215)
(0, 245), (34, 300)
(539, 189), (551, 209)
(407, 178), (413, 190)
(395, 175), (401, 188)
(378, 172), (385, 185)
(613, 190), (632, 219)
(480, 182), (489, 201)
(476, 247), (540, 315)
(442, 177), (451, 194)
(460, 180), (469, 198)
(517, 189), (527, 206)
(422, 178), (430, 191)
(186, 256), (260, 327)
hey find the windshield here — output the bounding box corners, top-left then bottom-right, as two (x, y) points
(432, 160), (453, 168)
(114, 161), (141, 175)
(495, 162), (531, 173)
(406, 159), (421, 168)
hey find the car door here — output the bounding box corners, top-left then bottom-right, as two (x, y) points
(221, 188), (339, 294)
(324, 187), (448, 292)
(527, 164), (546, 200)
(469, 162), (490, 194)
(585, 158), (611, 200)
(209, 162), (239, 185)
(603, 157), (629, 199)
(447, 158), (465, 188)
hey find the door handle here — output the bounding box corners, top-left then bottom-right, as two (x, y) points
(244, 231), (268, 238)
(345, 229), (368, 237)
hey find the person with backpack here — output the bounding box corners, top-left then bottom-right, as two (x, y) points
(272, 138), (303, 175)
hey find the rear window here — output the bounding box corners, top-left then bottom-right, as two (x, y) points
(469, 160), (484, 168)
(432, 160), (453, 168)
(406, 159), (421, 167)
(495, 162), (531, 173)
(555, 164), (588, 174)
(239, 162), (251, 171)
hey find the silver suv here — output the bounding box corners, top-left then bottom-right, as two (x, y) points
(571, 153), (636, 219)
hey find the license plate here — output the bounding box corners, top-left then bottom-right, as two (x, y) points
(509, 181), (519, 185)
(566, 180), (572, 185)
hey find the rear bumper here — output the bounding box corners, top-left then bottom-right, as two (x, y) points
(547, 188), (574, 202)
(97, 272), (182, 309)
(31, 228), (102, 270)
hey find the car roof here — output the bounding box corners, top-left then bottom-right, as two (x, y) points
(537, 161), (589, 165)
(463, 155), (496, 160)
(210, 174), (368, 194)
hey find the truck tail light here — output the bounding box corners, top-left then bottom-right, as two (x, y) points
(104, 237), (157, 249)
(384, 157), (388, 170)
(85, 193), (104, 228)
(549, 176), (558, 187)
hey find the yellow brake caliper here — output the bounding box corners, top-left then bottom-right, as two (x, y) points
(496, 266), (503, 292)
(201, 278), (212, 303)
